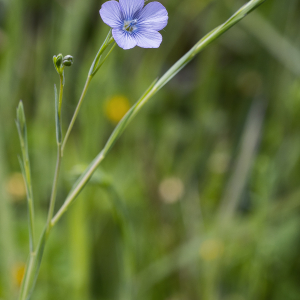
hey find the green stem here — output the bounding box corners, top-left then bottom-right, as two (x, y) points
(46, 144), (62, 227)
(18, 1), (266, 298)
(24, 152), (35, 252)
(47, 73), (64, 226)
(18, 252), (35, 300)
(18, 72), (64, 300)
(61, 31), (114, 156)
(58, 73), (64, 118)
(17, 228), (48, 300)
(61, 75), (92, 156)
(52, 0), (266, 226)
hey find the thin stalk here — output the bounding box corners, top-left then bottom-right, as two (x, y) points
(18, 31), (115, 300)
(18, 252), (35, 300)
(18, 73), (64, 300)
(92, 42), (116, 75)
(52, 0), (266, 226)
(58, 73), (64, 118)
(61, 75), (92, 156)
(46, 144), (62, 227)
(18, 2), (266, 298)
(61, 31), (114, 155)
(47, 73), (64, 226)
(17, 228), (48, 300)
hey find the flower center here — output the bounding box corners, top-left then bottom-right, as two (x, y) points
(123, 19), (137, 33)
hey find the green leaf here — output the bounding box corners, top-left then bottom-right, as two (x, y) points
(16, 101), (26, 136)
(88, 30), (113, 77)
(69, 164), (112, 187)
(16, 101), (35, 252)
(53, 0), (266, 226)
(18, 227), (48, 300)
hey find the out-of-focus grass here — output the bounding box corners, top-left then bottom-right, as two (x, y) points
(1, 0), (300, 299)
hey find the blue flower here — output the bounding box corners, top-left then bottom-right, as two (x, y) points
(100, 0), (168, 50)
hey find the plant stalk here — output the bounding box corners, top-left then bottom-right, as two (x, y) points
(61, 75), (92, 156)
(18, 73), (64, 300)
(52, 0), (266, 225)
(18, 1), (266, 298)
(61, 31), (114, 155)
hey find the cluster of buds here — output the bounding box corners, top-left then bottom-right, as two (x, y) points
(53, 54), (73, 75)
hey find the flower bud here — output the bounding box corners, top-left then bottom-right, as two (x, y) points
(62, 55), (73, 67)
(53, 54), (64, 74)
(55, 54), (63, 68)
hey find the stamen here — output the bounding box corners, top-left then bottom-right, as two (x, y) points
(123, 19), (138, 33)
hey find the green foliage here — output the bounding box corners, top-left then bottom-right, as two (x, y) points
(1, 0), (300, 300)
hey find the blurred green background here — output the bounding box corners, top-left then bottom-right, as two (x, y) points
(1, 0), (300, 299)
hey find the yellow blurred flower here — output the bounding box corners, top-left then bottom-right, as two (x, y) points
(199, 239), (224, 261)
(105, 95), (130, 124)
(12, 262), (26, 287)
(6, 172), (26, 201)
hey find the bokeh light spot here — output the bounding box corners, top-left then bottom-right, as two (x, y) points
(6, 172), (26, 201)
(12, 262), (26, 287)
(159, 177), (184, 204)
(105, 95), (131, 124)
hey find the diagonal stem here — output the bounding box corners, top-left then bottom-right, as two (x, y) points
(17, 31), (115, 300)
(61, 75), (92, 156)
(52, 0), (266, 226)
(61, 31), (114, 156)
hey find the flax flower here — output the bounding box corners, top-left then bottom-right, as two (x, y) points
(100, 0), (168, 49)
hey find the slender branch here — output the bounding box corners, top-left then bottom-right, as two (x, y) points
(18, 2), (266, 299)
(18, 252), (35, 300)
(58, 73), (64, 118)
(46, 144), (62, 227)
(61, 75), (92, 155)
(61, 31), (115, 155)
(23, 148), (35, 252)
(92, 42), (117, 75)
(17, 31), (115, 300)
(52, 0), (266, 226)
(18, 68), (65, 300)
(47, 73), (64, 226)
(17, 227), (48, 300)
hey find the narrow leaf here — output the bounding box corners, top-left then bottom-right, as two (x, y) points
(53, 0), (266, 225)
(16, 102), (35, 251)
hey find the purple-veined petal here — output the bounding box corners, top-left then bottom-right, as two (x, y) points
(137, 2), (168, 31)
(100, 1), (123, 28)
(135, 29), (162, 48)
(119, 0), (144, 20)
(112, 28), (137, 49)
